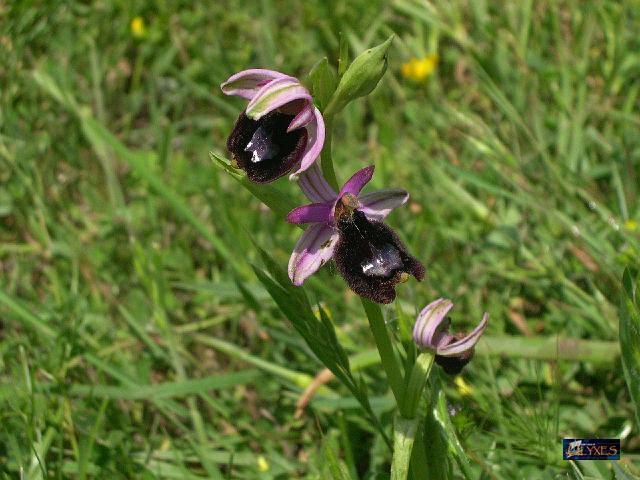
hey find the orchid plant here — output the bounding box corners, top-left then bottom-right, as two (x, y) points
(214, 36), (489, 480)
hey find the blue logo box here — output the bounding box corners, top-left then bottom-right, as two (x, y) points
(563, 439), (620, 460)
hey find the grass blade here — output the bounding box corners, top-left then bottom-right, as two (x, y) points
(67, 370), (259, 400)
(620, 267), (640, 426)
(0, 289), (55, 339)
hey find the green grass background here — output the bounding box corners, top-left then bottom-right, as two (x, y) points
(1, 0), (640, 478)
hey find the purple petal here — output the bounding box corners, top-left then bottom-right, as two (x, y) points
(359, 189), (409, 221)
(338, 165), (375, 198)
(297, 162), (336, 203)
(287, 104), (314, 132)
(286, 203), (333, 224)
(437, 313), (489, 357)
(288, 223), (338, 286)
(220, 69), (290, 100)
(245, 77), (312, 120)
(412, 298), (454, 349)
(290, 107), (326, 177)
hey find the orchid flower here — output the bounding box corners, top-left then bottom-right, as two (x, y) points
(412, 298), (489, 374)
(287, 164), (424, 304)
(221, 69), (325, 183)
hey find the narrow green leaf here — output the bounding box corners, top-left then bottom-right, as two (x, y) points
(477, 335), (619, 363)
(614, 463), (637, 480)
(252, 267), (314, 339)
(118, 306), (167, 361)
(311, 395), (394, 412)
(252, 240), (302, 299)
(83, 354), (189, 418)
(68, 370), (259, 400)
(433, 385), (474, 479)
(419, 390), (452, 479)
(622, 266), (638, 300)
(233, 277), (262, 312)
(193, 334), (325, 392)
(251, 252), (390, 447)
(0, 289), (55, 339)
(318, 304), (350, 371)
(78, 399), (108, 480)
(321, 436), (353, 480)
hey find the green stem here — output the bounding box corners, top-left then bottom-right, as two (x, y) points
(391, 414), (419, 480)
(322, 96), (339, 119)
(320, 116), (339, 190)
(402, 351), (435, 418)
(361, 298), (405, 405)
(392, 353), (435, 479)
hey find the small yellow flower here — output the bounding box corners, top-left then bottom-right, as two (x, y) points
(401, 55), (438, 82)
(624, 219), (638, 231)
(257, 455), (269, 472)
(159, 438), (171, 451)
(454, 376), (473, 396)
(130, 16), (146, 38)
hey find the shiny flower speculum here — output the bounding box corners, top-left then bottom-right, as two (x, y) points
(286, 165), (424, 303)
(227, 111), (308, 183)
(221, 69), (325, 183)
(333, 209), (424, 304)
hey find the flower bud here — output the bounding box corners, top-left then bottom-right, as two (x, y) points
(327, 35), (393, 115)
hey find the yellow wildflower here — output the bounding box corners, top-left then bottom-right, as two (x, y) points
(624, 219), (638, 231)
(401, 55), (438, 82)
(257, 455), (269, 472)
(454, 376), (473, 396)
(130, 16), (146, 38)
(159, 437), (171, 451)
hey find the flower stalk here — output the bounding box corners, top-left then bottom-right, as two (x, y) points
(402, 351), (435, 418)
(389, 352), (435, 480)
(361, 298), (405, 405)
(319, 115), (339, 191)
